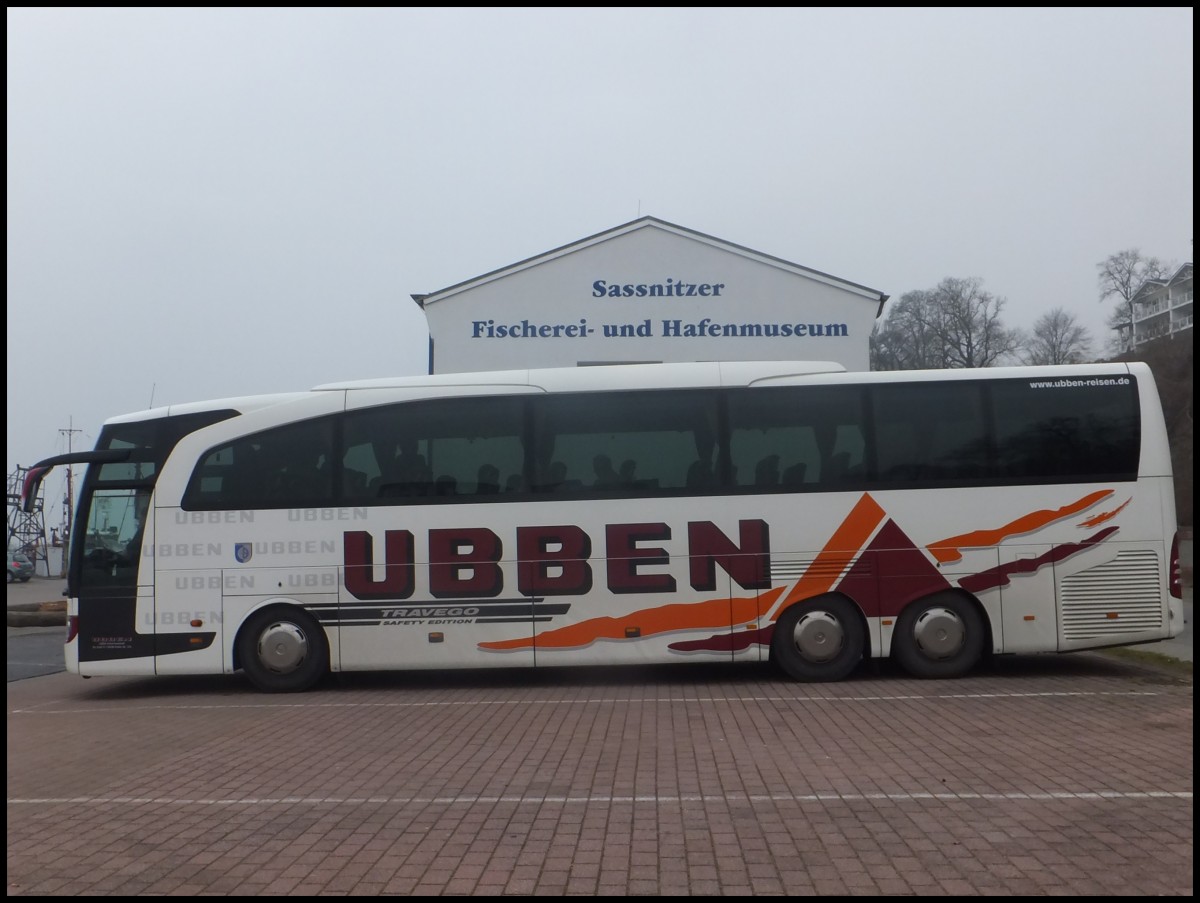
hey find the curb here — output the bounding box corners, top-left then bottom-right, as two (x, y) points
(7, 611), (66, 628)
(7, 601), (67, 629)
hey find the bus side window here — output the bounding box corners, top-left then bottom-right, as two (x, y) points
(376, 452), (432, 497)
(726, 384), (868, 492)
(872, 382), (987, 484)
(781, 462), (807, 486)
(531, 389), (715, 497)
(592, 455), (619, 488)
(341, 440), (380, 501)
(686, 460), (714, 489)
(619, 459), (637, 487)
(755, 455), (780, 487)
(476, 464), (500, 494)
(991, 380), (1137, 482)
(543, 461), (568, 492)
(827, 451), (852, 482)
(343, 468), (370, 498)
(225, 443), (264, 502)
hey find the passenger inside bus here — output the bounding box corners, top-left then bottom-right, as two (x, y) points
(373, 451), (431, 497)
(755, 454), (780, 488)
(593, 455), (619, 488)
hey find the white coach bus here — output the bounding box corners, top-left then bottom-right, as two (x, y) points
(23, 360), (1183, 692)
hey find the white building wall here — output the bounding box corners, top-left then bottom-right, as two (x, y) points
(420, 222), (884, 374)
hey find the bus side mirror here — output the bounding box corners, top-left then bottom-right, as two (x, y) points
(20, 466), (50, 514)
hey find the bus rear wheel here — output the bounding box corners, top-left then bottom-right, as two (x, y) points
(892, 593), (984, 679)
(238, 606), (328, 693)
(771, 597), (865, 682)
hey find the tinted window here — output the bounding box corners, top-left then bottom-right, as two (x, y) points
(94, 411), (237, 483)
(342, 396), (527, 503)
(179, 375), (1143, 510)
(873, 382), (990, 483)
(991, 377), (1139, 481)
(727, 386), (868, 490)
(531, 390), (718, 495)
(184, 417), (335, 509)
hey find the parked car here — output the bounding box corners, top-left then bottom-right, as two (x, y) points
(7, 552), (34, 583)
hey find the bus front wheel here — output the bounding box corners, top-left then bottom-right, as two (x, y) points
(238, 606), (328, 693)
(892, 593), (984, 679)
(771, 597), (865, 682)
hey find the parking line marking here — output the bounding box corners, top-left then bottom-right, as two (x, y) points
(8, 689), (1172, 715)
(8, 790), (1193, 806)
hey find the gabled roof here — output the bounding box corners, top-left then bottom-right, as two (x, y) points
(412, 216), (889, 315)
(1167, 262), (1193, 285)
(1132, 277), (1169, 302)
(1132, 261), (1193, 301)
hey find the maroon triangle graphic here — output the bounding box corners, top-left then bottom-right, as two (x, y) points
(836, 519), (953, 618)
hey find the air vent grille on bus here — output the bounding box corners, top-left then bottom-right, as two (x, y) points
(770, 556), (861, 582)
(1059, 550), (1163, 640)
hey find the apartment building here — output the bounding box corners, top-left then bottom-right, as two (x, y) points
(1118, 262), (1193, 352)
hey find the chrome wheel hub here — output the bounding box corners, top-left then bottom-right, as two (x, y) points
(257, 622), (309, 673)
(912, 607), (965, 659)
(792, 611), (844, 663)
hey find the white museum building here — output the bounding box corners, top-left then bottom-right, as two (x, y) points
(413, 217), (889, 374)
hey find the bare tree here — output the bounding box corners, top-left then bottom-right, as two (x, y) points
(1022, 307), (1093, 365)
(1097, 249), (1169, 349)
(932, 277), (1022, 367)
(870, 289), (946, 369)
(871, 277), (1021, 370)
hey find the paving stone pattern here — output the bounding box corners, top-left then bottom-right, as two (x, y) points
(7, 657), (1193, 895)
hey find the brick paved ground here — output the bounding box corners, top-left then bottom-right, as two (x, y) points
(7, 655), (1193, 895)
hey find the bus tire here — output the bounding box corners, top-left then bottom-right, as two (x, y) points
(238, 606), (328, 693)
(892, 592), (984, 679)
(771, 597), (864, 682)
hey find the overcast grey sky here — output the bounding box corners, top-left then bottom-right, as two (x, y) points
(6, 7), (1194, 522)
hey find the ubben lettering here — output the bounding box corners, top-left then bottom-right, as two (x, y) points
(343, 520), (770, 600)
